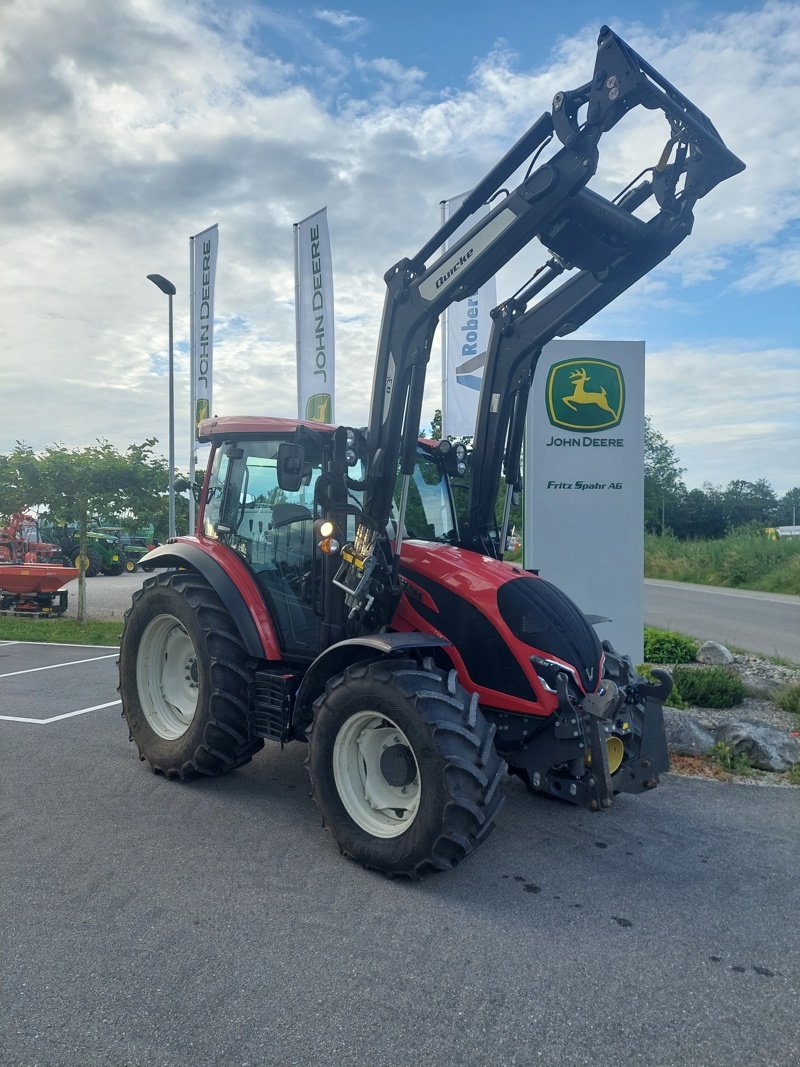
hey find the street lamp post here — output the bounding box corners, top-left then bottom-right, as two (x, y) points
(147, 273), (177, 540)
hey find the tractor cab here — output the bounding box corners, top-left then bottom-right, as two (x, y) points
(196, 417), (474, 658)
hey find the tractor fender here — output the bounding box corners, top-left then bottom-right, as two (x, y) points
(136, 542), (273, 660)
(293, 631), (451, 731)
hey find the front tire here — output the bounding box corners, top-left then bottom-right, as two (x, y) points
(118, 571), (263, 778)
(307, 657), (505, 877)
(71, 546), (101, 577)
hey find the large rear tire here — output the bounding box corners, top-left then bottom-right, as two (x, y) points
(307, 657), (505, 877)
(118, 571), (263, 778)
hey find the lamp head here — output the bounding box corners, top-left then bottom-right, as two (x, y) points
(147, 273), (177, 296)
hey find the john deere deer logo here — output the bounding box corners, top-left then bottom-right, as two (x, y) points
(546, 358), (624, 431)
(305, 393), (333, 423)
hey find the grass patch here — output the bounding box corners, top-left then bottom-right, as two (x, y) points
(645, 529), (800, 594)
(773, 683), (800, 718)
(0, 617), (123, 646)
(710, 740), (754, 776)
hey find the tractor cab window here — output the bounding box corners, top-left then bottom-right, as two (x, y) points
(390, 450), (457, 542)
(204, 439), (322, 656)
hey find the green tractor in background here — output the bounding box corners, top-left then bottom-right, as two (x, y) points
(40, 523), (154, 576)
(93, 527), (153, 573)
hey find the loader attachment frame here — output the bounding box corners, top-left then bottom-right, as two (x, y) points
(332, 25), (744, 629)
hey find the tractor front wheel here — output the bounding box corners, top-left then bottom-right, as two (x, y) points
(118, 571), (263, 778)
(307, 657), (505, 877)
(71, 546), (101, 577)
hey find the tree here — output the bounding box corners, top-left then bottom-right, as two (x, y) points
(644, 418), (686, 534)
(0, 439), (175, 621)
(0, 444), (43, 518)
(424, 409), (442, 441)
(669, 484), (726, 540)
(720, 478), (778, 530)
(777, 487), (800, 526)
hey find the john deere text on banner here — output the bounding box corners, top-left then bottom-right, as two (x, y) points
(524, 339), (646, 663)
(190, 223), (218, 443)
(294, 207), (335, 423)
(441, 192), (497, 438)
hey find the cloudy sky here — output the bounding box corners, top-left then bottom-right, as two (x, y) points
(1, 0), (798, 494)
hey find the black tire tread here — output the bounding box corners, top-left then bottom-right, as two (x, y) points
(118, 570), (263, 779)
(307, 656), (506, 878)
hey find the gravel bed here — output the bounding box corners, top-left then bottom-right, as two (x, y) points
(61, 571), (150, 623)
(664, 654), (800, 734)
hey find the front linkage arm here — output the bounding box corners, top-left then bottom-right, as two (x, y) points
(461, 27), (745, 556)
(336, 26), (744, 630)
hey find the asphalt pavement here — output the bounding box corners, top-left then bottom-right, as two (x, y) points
(1, 638), (799, 1067)
(645, 579), (800, 662)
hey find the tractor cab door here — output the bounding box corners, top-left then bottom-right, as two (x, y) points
(204, 439), (323, 659)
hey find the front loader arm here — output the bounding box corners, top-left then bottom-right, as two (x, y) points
(462, 197), (695, 555)
(340, 25), (743, 629)
(461, 28), (746, 556)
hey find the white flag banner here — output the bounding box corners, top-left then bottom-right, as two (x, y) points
(294, 207), (335, 423)
(190, 223), (218, 443)
(441, 192), (497, 438)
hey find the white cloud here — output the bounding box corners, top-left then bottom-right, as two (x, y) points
(313, 8), (369, 37)
(645, 343), (800, 494)
(0, 0), (797, 502)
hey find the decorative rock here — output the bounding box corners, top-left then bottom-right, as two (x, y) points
(714, 720), (800, 773)
(663, 708), (716, 757)
(696, 641), (735, 666)
(741, 676), (783, 701)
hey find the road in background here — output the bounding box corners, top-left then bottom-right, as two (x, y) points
(60, 573), (799, 661)
(645, 579), (799, 662)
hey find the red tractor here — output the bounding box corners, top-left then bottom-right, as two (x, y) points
(0, 512), (65, 565)
(119, 28), (744, 877)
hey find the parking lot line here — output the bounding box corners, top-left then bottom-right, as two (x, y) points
(0, 652), (118, 679)
(0, 699), (122, 724)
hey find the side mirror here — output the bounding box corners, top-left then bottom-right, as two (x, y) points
(277, 443), (306, 492)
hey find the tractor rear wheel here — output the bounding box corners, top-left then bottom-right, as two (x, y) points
(118, 571), (263, 778)
(307, 657), (505, 877)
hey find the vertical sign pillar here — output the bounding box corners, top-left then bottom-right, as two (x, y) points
(524, 339), (645, 664)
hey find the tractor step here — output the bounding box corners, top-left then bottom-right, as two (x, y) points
(252, 669), (298, 742)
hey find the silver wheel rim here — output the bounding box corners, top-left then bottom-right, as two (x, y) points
(136, 614), (199, 740)
(332, 711), (421, 838)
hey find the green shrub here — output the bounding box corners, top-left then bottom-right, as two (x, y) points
(643, 627), (698, 664)
(788, 764), (800, 786)
(773, 683), (800, 717)
(710, 741), (754, 776)
(671, 665), (746, 709)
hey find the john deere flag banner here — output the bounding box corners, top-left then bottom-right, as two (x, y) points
(190, 223), (219, 442)
(524, 339), (645, 662)
(294, 207), (335, 423)
(441, 192), (497, 438)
